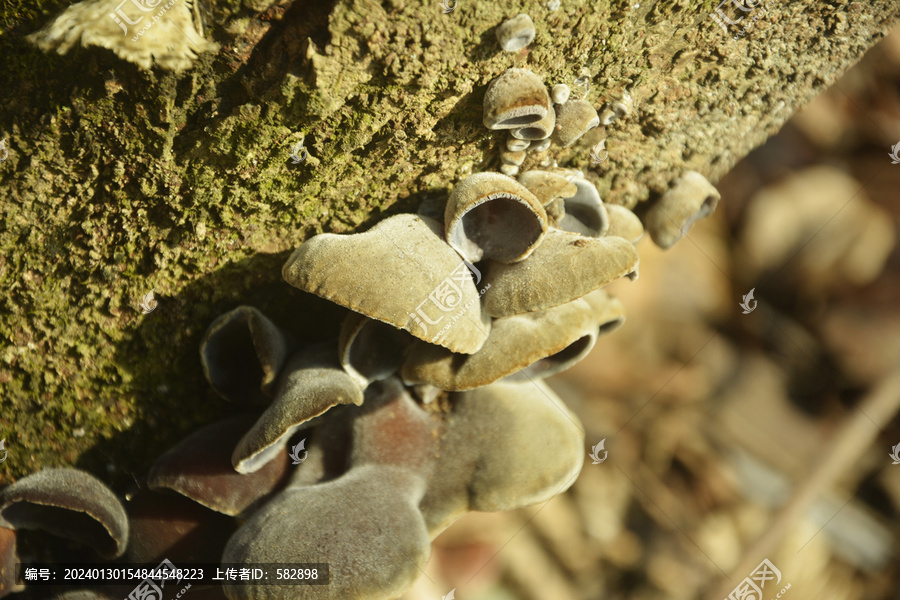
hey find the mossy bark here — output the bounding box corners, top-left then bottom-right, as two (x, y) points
(0, 0), (897, 489)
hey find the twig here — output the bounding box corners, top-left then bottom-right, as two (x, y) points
(706, 370), (900, 600)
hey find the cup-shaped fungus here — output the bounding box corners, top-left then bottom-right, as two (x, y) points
(481, 229), (638, 317)
(646, 170), (721, 249)
(402, 297), (604, 390)
(551, 99), (600, 147)
(420, 380), (584, 535)
(444, 172), (548, 264)
(551, 83), (571, 105)
(223, 465), (429, 600)
(147, 415), (291, 516)
(199, 305), (294, 407)
(495, 14), (536, 52)
(231, 343), (364, 474)
(517, 169), (578, 205)
(338, 313), (414, 388)
(511, 106), (556, 140)
(605, 203), (645, 243)
(222, 381), (436, 600)
(557, 177), (610, 237)
(499, 149), (527, 166)
(0, 469), (128, 559)
(482, 69), (551, 130)
(283, 214), (490, 354)
(506, 135), (530, 152)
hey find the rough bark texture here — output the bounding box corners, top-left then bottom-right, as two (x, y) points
(0, 0), (897, 488)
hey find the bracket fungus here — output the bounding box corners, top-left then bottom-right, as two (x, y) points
(483, 69), (551, 130)
(481, 229), (639, 318)
(402, 297), (609, 390)
(499, 149), (527, 166)
(200, 306), (294, 408)
(2, 6), (740, 596)
(552, 99), (601, 148)
(147, 415), (291, 515)
(231, 344), (364, 474)
(511, 106), (556, 141)
(505, 136), (531, 152)
(223, 381), (437, 600)
(444, 172), (548, 264)
(420, 380), (584, 534)
(282, 213), (490, 354)
(646, 170), (721, 249)
(0, 469), (128, 560)
(26, 0), (219, 72)
(495, 14), (537, 52)
(557, 177), (611, 238)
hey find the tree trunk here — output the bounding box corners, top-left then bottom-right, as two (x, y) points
(0, 0), (897, 486)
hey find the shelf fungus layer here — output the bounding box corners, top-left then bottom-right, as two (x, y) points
(482, 229), (639, 318)
(283, 214), (490, 354)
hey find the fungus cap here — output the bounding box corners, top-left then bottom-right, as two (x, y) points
(200, 306), (293, 408)
(483, 68), (550, 130)
(481, 229), (639, 317)
(646, 170), (720, 249)
(402, 297), (605, 390)
(551, 99), (600, 147)
(283, 214), (491, 354)
(495, 14), (536, 52)
(0, 469), (128, 559)
(445, 172), (548, 264)
(147, 415), (290, 516)
(232, 344), (364, 474)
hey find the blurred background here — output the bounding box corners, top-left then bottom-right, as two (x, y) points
(404, 22), (900, 600)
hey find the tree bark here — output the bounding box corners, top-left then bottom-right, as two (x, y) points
(0, 0), (897, 486)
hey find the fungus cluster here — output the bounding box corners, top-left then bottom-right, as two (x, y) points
(483, 67), (601, 177)
(3, 11), (728, 600)
(190, 144), (644, 598)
